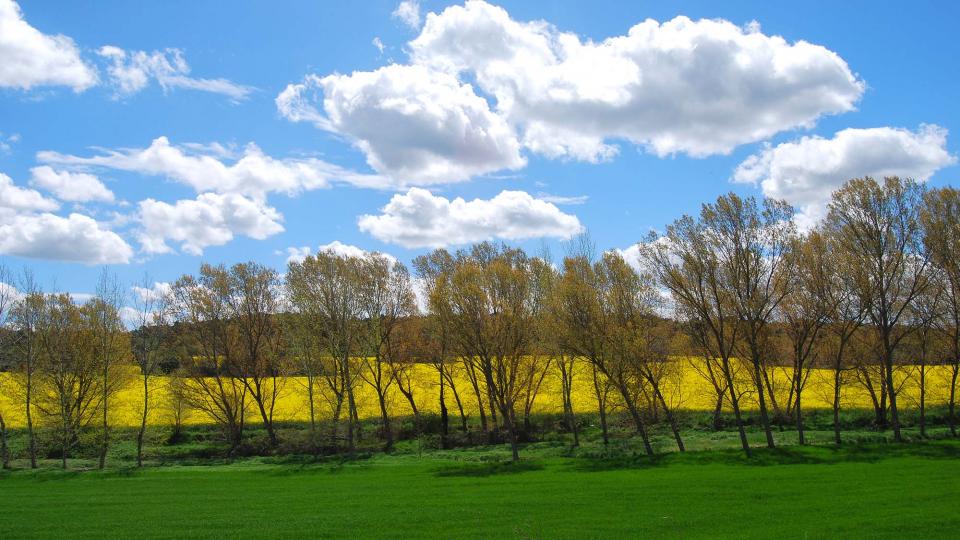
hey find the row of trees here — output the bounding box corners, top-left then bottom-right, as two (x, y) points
(0, 176), (957, 467)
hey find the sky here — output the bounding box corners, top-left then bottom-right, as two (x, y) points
(0, 0), (958, 303)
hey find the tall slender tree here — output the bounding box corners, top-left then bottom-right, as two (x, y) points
(921, 186), (960, 436)
(826, 177), (930, 442)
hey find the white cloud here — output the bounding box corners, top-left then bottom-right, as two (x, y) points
(97, 46), (253, 101)
(536, 193), (588, 205)
(278, 65), (525, 184)
(734, 125), (957, 228)
(0, 212), (132, 264)
(372, 37), (385, 54)
(358, 187), (582, 248)
(131, 281), (172, 303)
(0, 172), (59, 212)
(284, 240), (396, 265)
(283, 246), (312, 265)
(393, 0), (421, 30)
(39, 136), (388, 197)
(137, 192), (284, 255)
(280, 1), (864, 183)
(0, 0), (98, 91)
(616, 243), (643, 271)
(410, 1), (864, 160)
(29, 166), (115, 202)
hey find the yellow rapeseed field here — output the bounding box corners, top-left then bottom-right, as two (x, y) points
(0, 360), (954, 428)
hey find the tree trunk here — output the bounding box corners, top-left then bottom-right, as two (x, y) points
(344, 354), (356, 452)
(611, 372), (654, 456)
(330, 399), (343, 451)
(100, 366), (109, 470)
(26, 370), (37, 469)
(752, 361), (776, 449)
(307, 379), (318, 451)
(833, 366), (842, 445)
(439, 371), (449, 449)
(919, 365), (926, 438)
(255, 398), (279, 448)
(722, 358), (751, 456)
(0, 413), (9, 470)
(591, 365), (609, 448)
(949, 363), (958, 437)
(883, 345), (903, 442)
(712, 394), (724, 431)
(650, 378), (684, 452)
(504, 408), (520, 462)
(467, 371), (487, 432)
(560, 363), (579, 448)
(378, 394), (393, 451)
(795, 386), (805, 445)
(137, 374), (149, 468)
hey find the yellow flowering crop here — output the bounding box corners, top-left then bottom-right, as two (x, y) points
(0, 359), (954, 428)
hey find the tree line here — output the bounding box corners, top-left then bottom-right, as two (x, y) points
(0, 176), (958, 468)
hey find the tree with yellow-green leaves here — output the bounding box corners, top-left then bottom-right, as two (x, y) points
(921, 186), (960, 436)
(825, 177), (931, 443)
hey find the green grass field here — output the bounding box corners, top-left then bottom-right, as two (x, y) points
(2, 438), (959, 539)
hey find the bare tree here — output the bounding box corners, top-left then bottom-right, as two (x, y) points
(10, 271), (42, 468)
(284, 310), (326, 451)
(286, 250), (363, 452)
(554, 252), (656, 455)
(647, 209), (752, 455)
(438, 243), (541, 461)
(826, 177), (930, 442)
(34, 294), (102, 469)
(904, 270), (945, 438)
(922, 186), (960, 436)
(779, 232), (831, 444)
(0, 264), (14, 469)
(225, 262), (286, 448)
(169, 270), (247, 451)
(130, 276), (170, 466)
(356, 254), (416, 450)
(413, 250), (468, 443)
(91, 269), (128, 469)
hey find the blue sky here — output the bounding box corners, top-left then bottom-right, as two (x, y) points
(0, 0), (957, 300)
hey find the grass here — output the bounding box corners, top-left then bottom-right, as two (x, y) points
(1, 439), (959, 538)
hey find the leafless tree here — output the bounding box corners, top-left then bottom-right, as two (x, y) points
(91, 269), (128, 469)
(131, 276), (170, 466)
(0, 264), (14, 469)
(34, 294), (102, 469)
(286, 250), (363, 451)
(169, 269), (248, 451)
(922, 186), (960, 436)
(10, 271), (42, 468)
(826, 177), (930, 442)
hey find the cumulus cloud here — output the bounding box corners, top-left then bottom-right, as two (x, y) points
(278, 65), (525, 184)
(393, 0), (421, 30)
(734, 125), (957, 228)
(131, 281), (172, 303)
(0, 212), (132, 264)
(29, 166), (115, 202)
(97, 46), (253, 101)
(0, 0), (98, 91)
(284, 240), (397, 265)
(280, 0), (863, 183)
(39, 136), (388, 197)
(137, 192), (284, 255)
(38, 137), (390, 256)
(358, 187), (582, 248)
(0, 172), (59, 212)
(411, 1), (864, 160)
